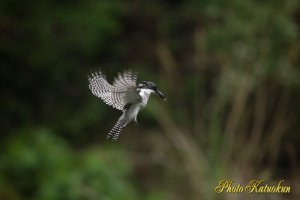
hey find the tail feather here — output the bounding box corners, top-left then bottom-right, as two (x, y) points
(107, 115), (127, 141)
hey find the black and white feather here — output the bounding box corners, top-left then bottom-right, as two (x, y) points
(88, 69), (166, 141)
(88, 70), (137, 111)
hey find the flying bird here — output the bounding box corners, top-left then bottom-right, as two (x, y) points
(88, 70), (166, 141)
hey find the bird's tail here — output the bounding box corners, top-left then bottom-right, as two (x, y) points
(107, 114), (127, 141)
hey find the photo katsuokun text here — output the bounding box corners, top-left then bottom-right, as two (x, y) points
(215, 179), (291, 194)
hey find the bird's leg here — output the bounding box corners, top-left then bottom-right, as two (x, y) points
(134, 116), (138, 126)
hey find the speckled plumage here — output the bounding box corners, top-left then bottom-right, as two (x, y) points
(88, 70), (137, 111)
(88, 70), (166, 141)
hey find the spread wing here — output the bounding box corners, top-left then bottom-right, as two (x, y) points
(88, 70), (138, 111)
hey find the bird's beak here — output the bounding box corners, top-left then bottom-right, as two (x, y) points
(155, 90), (167, 100)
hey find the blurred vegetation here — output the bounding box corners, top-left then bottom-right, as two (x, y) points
(0, 128), (140, 200)
(1, 0), (300, 200)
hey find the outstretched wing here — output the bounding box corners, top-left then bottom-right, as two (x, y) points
(88, 70), (138, 111)
(113, 70), (137, 90)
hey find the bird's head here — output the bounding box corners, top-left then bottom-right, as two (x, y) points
(137, 81), (167, 100)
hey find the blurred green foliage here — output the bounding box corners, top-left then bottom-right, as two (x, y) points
(1, 0), (300, 200)
(0, 128), (139, 200)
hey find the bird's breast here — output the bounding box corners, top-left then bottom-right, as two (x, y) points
(138, 89), (152, 107)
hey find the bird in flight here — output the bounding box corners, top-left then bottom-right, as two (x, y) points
(88, 70), (166, 141)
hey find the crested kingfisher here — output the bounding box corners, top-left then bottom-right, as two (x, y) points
(88, 70), (166, 141)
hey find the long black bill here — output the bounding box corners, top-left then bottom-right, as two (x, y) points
(156, 90), (167, 100)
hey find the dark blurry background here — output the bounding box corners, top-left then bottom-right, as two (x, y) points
(1, 0), (300, 200)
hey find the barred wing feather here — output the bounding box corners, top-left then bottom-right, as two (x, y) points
(88, 70), (137, 111)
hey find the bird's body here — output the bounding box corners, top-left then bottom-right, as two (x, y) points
(88, 70), (166, 141)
